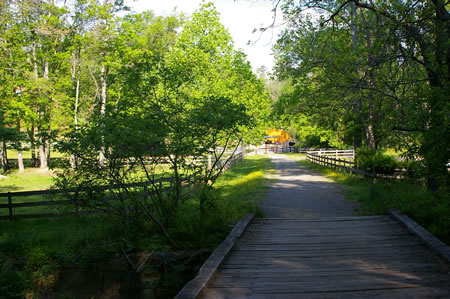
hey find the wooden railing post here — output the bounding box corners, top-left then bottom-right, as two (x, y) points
(8, 192), (13, 220)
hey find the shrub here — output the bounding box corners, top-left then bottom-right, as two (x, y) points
(356, 147), (399, 174)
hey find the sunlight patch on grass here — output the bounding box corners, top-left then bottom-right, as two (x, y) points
(0, 168), (55, 192)
(225, 170), (264, 187)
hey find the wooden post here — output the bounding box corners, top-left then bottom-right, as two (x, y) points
(74, 190), (79, 215)
(207, 154), (212, 171)
(8, 192), (13, 220)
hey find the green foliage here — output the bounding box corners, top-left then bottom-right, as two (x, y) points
(52, 3), (270, 251)
(0, 155), (275, 297)
(356, 147), (399, 175)
(274, 0), (450, 190)
(170, 155), (274, 248)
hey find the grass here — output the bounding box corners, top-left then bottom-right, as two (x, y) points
(0, 168), (55, 193)
(170, 155), (275, 248)
(286, 153), (450, 245)
(6, 149), (65, 159)
(214, 155), (275, 218)
(0, 155), (276, 297)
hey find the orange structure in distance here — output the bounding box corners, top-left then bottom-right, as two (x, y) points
(265, 129), (290, 143)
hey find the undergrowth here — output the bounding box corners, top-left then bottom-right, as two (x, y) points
(0, 155), (275, 297)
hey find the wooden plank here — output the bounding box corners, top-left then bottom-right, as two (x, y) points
(221, 253), (437, 265)
(237, 235), (414, 244)
(216, 264), (446, 277)
(246, 225), (400, 232)
(242, 227), (407, 236)
(217, 262), (448, 274)
(233, 240), (424, 251)
(207, 278), (448, 291)
(221, 259), (444, 271)
(210, 272), (449, 286)
(390, 209), (450, 264)
(201, 286), (450, 298)
(226, 246), (430, 259)
(0, 199), (72, 208)
(252, 215), (388, 222)
(175, 213), (255, 299)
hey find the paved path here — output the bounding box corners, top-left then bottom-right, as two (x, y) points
(260, 154), (359, 218)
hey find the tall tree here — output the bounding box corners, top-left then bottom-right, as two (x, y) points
(274, 0), (449, 190)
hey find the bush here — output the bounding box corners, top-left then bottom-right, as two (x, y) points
(356, 147), (399, 174)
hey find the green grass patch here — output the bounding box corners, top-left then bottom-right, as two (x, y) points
(214, 155), (275, 218)
(0, 168), (55, 192)
(6, 150), (65, 159)
(297, 158), (450, 245)
(282, 152), (307, 160)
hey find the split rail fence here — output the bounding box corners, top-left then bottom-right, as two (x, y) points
(306, 152), (407, 181)
(0, 152), (244, 220)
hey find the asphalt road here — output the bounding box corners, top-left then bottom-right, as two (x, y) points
(260, 154), (360, 218)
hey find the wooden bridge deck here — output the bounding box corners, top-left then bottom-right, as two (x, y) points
(199, 216), (450, 298)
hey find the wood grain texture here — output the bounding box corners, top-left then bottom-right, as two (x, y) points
(199, 215), (450, 298)
(390, 209), (450, 263)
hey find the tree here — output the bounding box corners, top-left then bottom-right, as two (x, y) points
(274, 0), (449, 190)
(55, 3), (270, 246)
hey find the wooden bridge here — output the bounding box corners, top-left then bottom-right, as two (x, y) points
(177, 213), (450, 298)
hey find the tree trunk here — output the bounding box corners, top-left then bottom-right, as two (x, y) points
(45, 138), (50, 168)
(70, 50), (81, 168)
(16, 119), (24, 173)
(350, 4), (363, 151)
(0, 141), (8, 173)
(99, 62), (107, 166)
(39, 136), (47, 169)
(29, 125), (38, 167)
(360, 9), (376, 149)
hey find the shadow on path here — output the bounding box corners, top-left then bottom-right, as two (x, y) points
(260, 154), (360, 218)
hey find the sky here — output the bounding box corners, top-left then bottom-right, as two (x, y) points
(125, 0), (285, 73)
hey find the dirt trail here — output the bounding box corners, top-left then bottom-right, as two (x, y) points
(260, 154), (360, 218)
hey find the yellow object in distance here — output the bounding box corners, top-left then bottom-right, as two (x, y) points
(265, 129), (290, 143)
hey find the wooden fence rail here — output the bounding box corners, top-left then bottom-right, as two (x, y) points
(0, 152), (244, 220)
(265, 146), (355, 159)
(306, 153), (407, 181)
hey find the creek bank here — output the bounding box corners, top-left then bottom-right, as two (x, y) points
(43, 249), (211, 298)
